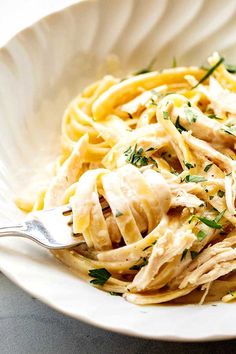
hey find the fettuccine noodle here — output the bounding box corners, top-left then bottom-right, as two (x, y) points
(17, 52), (236, 305)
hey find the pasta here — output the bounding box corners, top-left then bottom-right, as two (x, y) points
(17, 52), (236, 305)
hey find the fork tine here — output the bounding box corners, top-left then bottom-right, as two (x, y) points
(0, 197), (112, 249)
(54, 197), (110, 220)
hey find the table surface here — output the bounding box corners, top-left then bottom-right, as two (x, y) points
(1, 1), (236, 353)
(1, 272), (236, 354)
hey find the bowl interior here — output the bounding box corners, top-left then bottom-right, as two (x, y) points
(1, 0), (236, 341)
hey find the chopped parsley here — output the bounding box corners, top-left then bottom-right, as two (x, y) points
(146, 147), (155, 151)
(222, 126), (236, 137)
(124, 145), (148, 167)
(188, 214), (197, 224)
(163, 111), (170, 120)
(127, 112), (133, 119)
(209, 196), (214, 200)
(143, 241), (156, 251)
(181, 249), (198, 262)
(133, 56), (157, 76)
(89, 268), (111, 286)
(211, 207), (218, 212)
(115, 210), (123, 217)
(197, 230), (207, 241)
(184, 175), (207, 183)
(150, 97), (158, 106)
(175, 116), (187, 133)
(225, 64), (236, 73)
(193, 57), (224, 88)
(184, 161), (196, 170)
(228, 290), (236, 296)
(214, 209), (226, 223)
(124, 144), (158, 168)
(184, 107), (198, 123)
(181, 249), (188, 261)
(191, 251), (199, 260)
(217, 190), (225, 198)
(207, 114), (222, 120)
(204, 163), (213, 172)
(187, 101), (192, 107)
(130, 258), (148, 270)
(142, 245), (152, 251)
(149, 156), (158, 168)
(109, 292), (122, 296)
(130, 260), (148, 271)
(172, 56), (177, 68)
(198, 217), (222, 229)
(191, 210), (225, 230)
(133, 68), (151, 75)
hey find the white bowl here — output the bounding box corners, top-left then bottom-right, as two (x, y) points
(1, 0), (236, 341)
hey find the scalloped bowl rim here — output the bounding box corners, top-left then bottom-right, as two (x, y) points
(0, 0), (236, 342)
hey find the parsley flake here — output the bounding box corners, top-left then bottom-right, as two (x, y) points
(124, 145), (158, 168)
(127, 112), (133, 119)
(163, 111), (170, 120)
(197, 230), (207, 241)
(171, 170), (179, 176)
(130, 258), (148, 270)
(133, 68), (151, 75)
(149, 156), (158, 168)
(217, 190), (225, 198)
(184, 107), (198, 123)
(193, 57), (224, 88)
(115, 210), (123, 217)
(197, 216), (222, 229)
(181, 249), (188, 261)
(143, 245), (152, 251)
(191, 251), (199, 260)
(89, 268), (111, 286)
(124, 144), (148, 167)
(222, 126), (236, 136)
(109, 292), (122, 296)
(204, 163), (213, 172)
(207, 114), (222, 120)
(214, 209), (226, 223)
(172, 56), (177, 68)
(184, 175), (207, 183)
(175, 116), (187, 133)
(228, 290), (236, 296)
(184, 161), (195, 170)
(150, 97), (158, 106)
(133, 68), (151, 76)
(133, 56), (157, 76)
(226, 64), (236, 73)
(188, 215), (197, 224)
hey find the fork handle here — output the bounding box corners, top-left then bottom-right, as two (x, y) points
(0, 224), (25, 237)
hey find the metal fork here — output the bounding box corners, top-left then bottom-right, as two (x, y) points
(0, 205), (83, 249)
